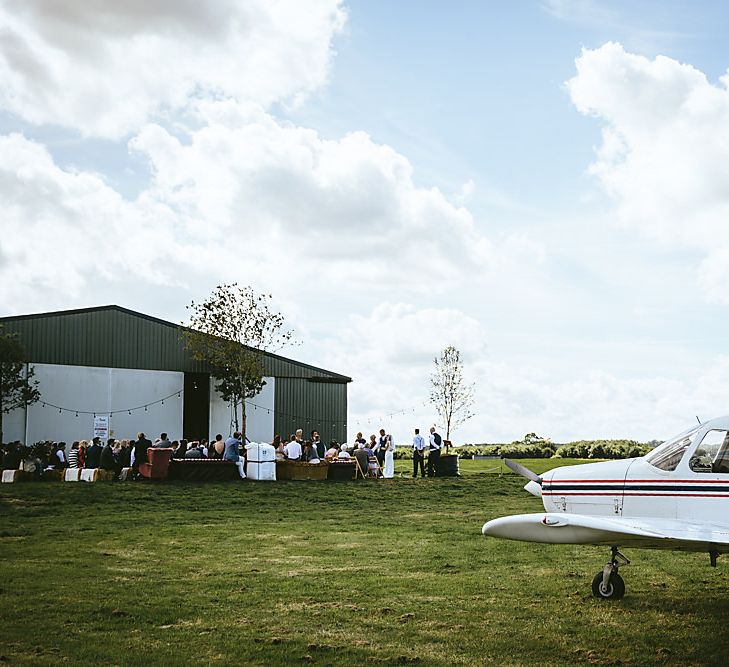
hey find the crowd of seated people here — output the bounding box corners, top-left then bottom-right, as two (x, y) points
(272, 428), (386, 477)
(0, 430), (246, 480)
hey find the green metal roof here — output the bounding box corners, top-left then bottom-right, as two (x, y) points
(0, 305), (351, 382)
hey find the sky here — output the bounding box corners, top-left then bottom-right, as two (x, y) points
(3, 0), (729, 443)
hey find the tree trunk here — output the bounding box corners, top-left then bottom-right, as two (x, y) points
(241, 400), (247, 443)
(231, 396), (240, 435)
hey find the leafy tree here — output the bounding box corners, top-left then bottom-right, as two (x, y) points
(429, 345), (475, 448)
(0, 326), (41, 443)
(184, 284), (294, 440)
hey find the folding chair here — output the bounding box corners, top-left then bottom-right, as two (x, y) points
(368, 456), (383, 478)
(353, 456), (368, 479)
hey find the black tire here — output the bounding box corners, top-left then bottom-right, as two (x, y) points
(591, 571), (625, 600)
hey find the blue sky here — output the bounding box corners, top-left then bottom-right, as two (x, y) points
(3, 1), (729, 442)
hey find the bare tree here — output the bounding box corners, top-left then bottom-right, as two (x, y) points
(429, 346), (475, 447)
(184, 284), (294, 440)
(0, 326), (41, 443)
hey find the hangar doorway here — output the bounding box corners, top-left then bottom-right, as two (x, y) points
(183, 372), (210, 440)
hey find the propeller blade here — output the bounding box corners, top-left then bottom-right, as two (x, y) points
(503, 458), (542, 485)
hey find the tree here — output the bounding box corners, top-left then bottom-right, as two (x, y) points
(429, 346), (475, 447)
(184, 284), (294, 440)
(0, 326), (41, 444)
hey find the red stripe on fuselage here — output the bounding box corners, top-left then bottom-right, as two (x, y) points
(549, 479), (729, 484)
(543, 491), (729, 497)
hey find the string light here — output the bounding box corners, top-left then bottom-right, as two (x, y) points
(36, 388), (360, 432)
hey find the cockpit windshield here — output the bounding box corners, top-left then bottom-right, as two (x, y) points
(646, 426), (700, 471)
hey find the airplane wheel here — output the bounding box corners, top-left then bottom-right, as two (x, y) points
(591, 571), (625, 600)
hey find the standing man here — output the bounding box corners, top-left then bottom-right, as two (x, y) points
(428, 426), (442, 477)
(224, 432), (242, 462)
(412, 428), (426, 478)
(156, 432), (172, 448)
(311, 430), (325, 459)
(376, 429), (390, 469)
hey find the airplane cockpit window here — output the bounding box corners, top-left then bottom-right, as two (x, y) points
(690, 430), (729, 473)
(646, 427), (699, 471)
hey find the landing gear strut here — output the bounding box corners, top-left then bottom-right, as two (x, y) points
(591, 547), (629, 600)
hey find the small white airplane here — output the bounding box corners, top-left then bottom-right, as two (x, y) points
(482, 416), (729, 599)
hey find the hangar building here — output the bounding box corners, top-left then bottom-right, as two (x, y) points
(1, 305), (350, 445)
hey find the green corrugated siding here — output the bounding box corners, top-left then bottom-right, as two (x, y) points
(274, 378), (348, 445)
(1, 309), (206, 372)
(0, 307), (349, 380)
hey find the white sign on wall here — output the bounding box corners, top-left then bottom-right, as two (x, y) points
(94, 415), (109, 440)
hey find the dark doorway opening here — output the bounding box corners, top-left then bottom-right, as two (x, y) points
(183, 373), (210, 441)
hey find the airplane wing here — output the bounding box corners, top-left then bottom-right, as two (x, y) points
(482, 513), (729, 553)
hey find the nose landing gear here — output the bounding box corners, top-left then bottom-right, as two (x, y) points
(592, 547), (629, 600)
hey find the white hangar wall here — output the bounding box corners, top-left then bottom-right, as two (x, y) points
(5, 364), (275, 445)
(5, 364), (184, 444)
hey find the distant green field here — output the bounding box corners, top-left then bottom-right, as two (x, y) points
(1, 462), (727, 666)
(393, 457), (605, 478)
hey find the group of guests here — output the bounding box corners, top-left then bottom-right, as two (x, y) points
(0, 431), (244, 480)
(411, 426), (446, 478)
(272, 428), (396, 478)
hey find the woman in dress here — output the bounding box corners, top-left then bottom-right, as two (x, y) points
(383, 433), (395, 478)
(273, 435), (285, 461)
(78, 440), (87, 468)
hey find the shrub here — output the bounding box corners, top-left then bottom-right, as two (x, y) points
(553, 440), (651, 460)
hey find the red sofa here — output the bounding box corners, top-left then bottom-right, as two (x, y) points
(138, 448), (173, 479)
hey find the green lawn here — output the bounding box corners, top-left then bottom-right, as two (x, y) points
(1, 462), (728, 666)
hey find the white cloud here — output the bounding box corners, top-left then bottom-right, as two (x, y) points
(567, 42), (729, 301)
(0, 133), (193, 309)
(0, 0), (346, 138)
(129, 102), (494, 288)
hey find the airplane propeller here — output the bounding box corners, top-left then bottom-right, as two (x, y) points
(503, 458), (542, 485)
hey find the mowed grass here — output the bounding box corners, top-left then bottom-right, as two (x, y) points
(1, 459), (729, 666)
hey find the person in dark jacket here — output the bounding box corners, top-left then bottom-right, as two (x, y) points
(2, 443), (21, 470)
(172, 439), (188, 459)
(133, 432), (152, 470)
(118, 440), (132, 468)
(85, 437), (103, 468)
(100, 438), (118, 477)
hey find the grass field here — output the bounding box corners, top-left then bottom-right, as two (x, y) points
(2, 458), (729, 666)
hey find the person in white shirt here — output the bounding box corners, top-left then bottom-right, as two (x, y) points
(428, 426), (443, 477)
(284, 436), (302, 461)
(412, 429), (426, 478)
(55, 443), (66, 468)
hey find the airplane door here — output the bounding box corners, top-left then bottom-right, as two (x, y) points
(623, 457), (678, 520)
(677, 428), (729, 524)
